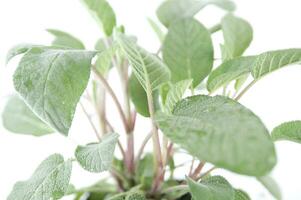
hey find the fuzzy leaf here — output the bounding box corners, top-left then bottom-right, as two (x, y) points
(234, 189), (251, 200)
(13, 47), (96, 135)
(47, 29), (85, 49)
(207, 56), (255, 92)
(94, 43), (117, 74)
(271, 120), (301, 143)
(117, 34), (170, 93)
(75, 133), (119, 173)
(2, 95), (53, 136)
(187, 176), (234, 200)
(7, 154), (72, 200)
(251, 49), (301, 79)
(257, 175), (282, 200)
(164, 79), (192, 114)
(157, 95), (276, 176)
(82, 0), (116, 36)
(157, 0), (236, 27)
(163, 18), (213, 87)
(221, 14), (253, 59)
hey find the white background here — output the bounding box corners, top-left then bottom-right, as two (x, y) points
(1, 0), (301, 199)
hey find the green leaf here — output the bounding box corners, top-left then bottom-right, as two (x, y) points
(221, 14), (253, 59)
(187, 176), (234, 200)
(94, 42), (118, 74)
(157, 95), (276, 176)
(6, 44), (42, 65)
(147, 18), (165, 43)
(207, 56), (255, 92)
(117, 34), (170, 93)
(13, 47), (96, 135)
(234, 74), (249, 91)
(257, 175), (282, 200)
(163, 18), (213, 87)
(46, 29), (85, 49)
(2, 95), (53, 136)
(82, 0), (116, 36)
(251, 49), (301, 79)
(8, 154), (72, 200)
(157, 0), (236, 27)
(164, 79), (192, 114)
(271, 120), (301, 143)
(136, 153), (155, 189)
(75, 133), (119, 173)
(129, 74), (150, 117)
(234, 189), (251, 200)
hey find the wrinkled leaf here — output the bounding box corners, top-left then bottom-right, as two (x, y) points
(157, 95), (276, 176)
(47, 29), (85, 49)
(163, 18), (213, 87)
(157, 0), (236, 27)
(234, 189), (251, 200)
(13, 47), (96, 135)
(207, 56), (255, 92)
(251, 49), (301, 79)
(82, 0), (116, 36)
(257, 175), (282, 200)
(271, 120), (301, 143)
(75, 133), (119, 173)
(2, 95), (53, 136)
(187, 176), (234, 200)
(8, 154), (72, 200)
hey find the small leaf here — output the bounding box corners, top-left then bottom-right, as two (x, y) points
(234, 74), (249, 91)
(13, 47), (96, 135)
(221, 14), (253, 59)
(234, 189), (251, 200)
(147, 18), (166, 43)
(75, 133), (119, 173)
(94, 43), (118, 74)
(117, 34), (170, 93)
(164, 79), (192, 114)
(82, 0), (116, 36)
(157, 0), (236, 27)
(271, 120), (301, 143)
(129, 74), (150, 117)
(207, 56), (255, 92)
(6, 44), (42, 65)
(47, 29), (85, 49)
(251, 49), (301, 79)
(2, 95), (53, 136)
(8, 154), (72, 200)
(157, 95), (276, 176)
(187, 176), (234, 200)
(163, 18), (213, 87)
(136, 153), (155, 189)
(257, 175), (282, 200)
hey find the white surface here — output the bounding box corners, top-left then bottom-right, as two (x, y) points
(1, 0), (301, 199)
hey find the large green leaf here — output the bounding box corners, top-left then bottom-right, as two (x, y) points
(117, 34), (170, 93)
(8, 154), (72, 200)
(164, 79), (192, 114)
(2, 95), (53, 136)
(157, 0), (236, 27)
(271, 121), (301, 143)
(257, 175), (282, 200)
(207, 56), (255, 92)
(47, 29), (85, 49)
(13, 47), (96, 135)
(187, 176), (234, 200)
(163, 18), (213, 87)
(251, 49), (301, 79)
(75, 133), (119, 173)
(82, 0), (116, 36)
(221, 14), (253, 59)
(157, 95), (276, 176)
(234, 189), (251, 200)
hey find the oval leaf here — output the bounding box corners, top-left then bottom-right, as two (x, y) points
(2, 95), (53, 136)
(187, 176), (234, 200)
(13, 47), (96, 135)
(251, 49), (301, 79)
(47, 29), (85, 49)
(271, 120), (301, 143)
(157, 0), (236, 27)
(8, 154), (72, 200)
(157, 95), (276, 176)
(163, 18), (213, 87)
(75, 133), (119, 173)
(257, 175), (282, 200)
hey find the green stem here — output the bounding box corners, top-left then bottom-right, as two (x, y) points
(234, 79), (257, 101)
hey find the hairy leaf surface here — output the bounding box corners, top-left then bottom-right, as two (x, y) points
(234, 189), (251, 200)
(271, 120), (301, 143)
(47, 29), (85, 49)
(157, 95), (276, 176)
(163, 18), (213, 87)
